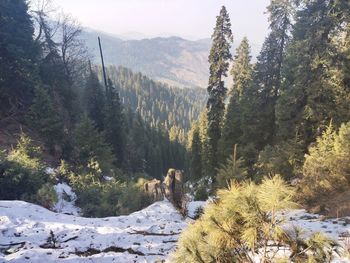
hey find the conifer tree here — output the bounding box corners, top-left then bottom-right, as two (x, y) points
(220, 37), (252, 160)
(206, 6), (233, 178)
(72, 117), (115, 174)
(188, 123), (202, 181)
(104, 79), (126, 168)
(240, 0), (293, 152)
(276, 0), (350, 148)
(0, 0), (38, 115)
(84, 70), (105, 131)
(29, 85), (64, 153)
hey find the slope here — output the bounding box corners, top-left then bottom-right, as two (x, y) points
(82, 29), (260, 88)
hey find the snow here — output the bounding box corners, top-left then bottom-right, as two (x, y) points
(1, 198), (350, 262)
(44, 167), (55, 175)
(53, 183), (81, 216)
(0, 200), (187, 262)
(187, 201), (207, 218)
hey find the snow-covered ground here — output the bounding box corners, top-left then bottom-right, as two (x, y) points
(0, 200), (187, 262)
(1, 197), (350, 262)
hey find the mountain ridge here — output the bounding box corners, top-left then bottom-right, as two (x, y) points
(81, 29), (260, 88)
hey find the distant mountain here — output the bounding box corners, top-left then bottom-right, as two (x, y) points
(81, 29), (260, 88)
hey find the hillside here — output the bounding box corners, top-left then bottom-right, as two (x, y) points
(82, 29), (259, 88)
(105, 66), (207, 132)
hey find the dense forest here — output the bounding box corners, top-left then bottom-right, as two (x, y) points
(104, 66), (207, 138)
(0, 0), (202, 217)
(178, 1), (350, 261)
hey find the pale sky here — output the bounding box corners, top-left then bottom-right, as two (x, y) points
(53, 0), (270, 45)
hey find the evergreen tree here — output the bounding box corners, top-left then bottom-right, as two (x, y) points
(220, 37), (253, 160)
(0, 0), (38, 115)
(188, 123), (202, 181)
(84, 70), (105, 130)
(276, 0), (350, 148)
(72, 117), (115, 174)
(240, 0), (293, 152)
(198, 110), (211, 179)
(104, 79), (125, 167)
(206, 6), (233, 177)
(29, 85), (64, 153)
(216, 145), (248, 188)
(302, 122), (350, 202)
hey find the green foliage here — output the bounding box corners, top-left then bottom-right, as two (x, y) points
(188, 123), (202, 181)
(29, 85), (64, 152)
(301, 122), (350, 202)
(0, 0), (39, 115)
(72, 117), (115, 175)
(174, 176), (337, 262)
(220, 38), (252, 161)
(216, 151), (248, 188)
(256, 137), (304, 181)
(34, 183), (58, 209)
(84, 70), (105, 130)
(276, 0), (350, 147)
(194, 184), (209, 201)
(67, 162), (152, 217)
(0, 134), (48, 201)
(104, 79), (125, 167)
(206, 6), (233, 178)
(106, 66), (207, 133)
(172, 175), (296, 262)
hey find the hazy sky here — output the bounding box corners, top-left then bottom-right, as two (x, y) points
(53, 0), (270, 45)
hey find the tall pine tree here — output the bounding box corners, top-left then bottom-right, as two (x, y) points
(0, 0), (38, 115)
(276, 0), (350, 148)
(220, 37), (253, 161)
(206, 6), (233, 178)
(104, 79), (126, 168)
(240, 0), (293, 153)
(188, 122), (202, 181)
(84, 69), (105, 131)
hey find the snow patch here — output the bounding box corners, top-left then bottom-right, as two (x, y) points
(0, 200), (187, 262)
(187, 201), (207, 218)
(53, 183), (81, 216)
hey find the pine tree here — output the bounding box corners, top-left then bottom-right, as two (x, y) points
(220, 37), (252, 160)
(216, 145), (248, 188)
(206, 6), (233, 178)
(276, 0), (350, 148)
(84, 69), (105, 131)
(240, 0), (293, 152)
(104, 79), (125, 168)
(72, 116), (115, 174)
(29, 85), (64, 153)
(0, 0), (38, 115)
(188, 123), (202, 181)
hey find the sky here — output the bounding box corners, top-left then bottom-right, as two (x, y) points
(53, 0), (270, 45)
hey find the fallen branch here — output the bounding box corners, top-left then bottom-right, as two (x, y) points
(73, 246), (164, 257)
(128, 229), (180, 236)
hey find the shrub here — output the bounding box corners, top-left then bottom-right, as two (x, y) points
(0, 134), (48, 200)
(173, 176), (323, 262)
(68, 161), (152, 217)
(216, 154), (248, 188)
(301, 122), (350, 203)
(194, 185), (208, 201)
(255, 138), (304, 181)
(34, 183), (58, 209)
